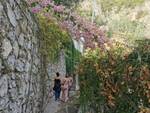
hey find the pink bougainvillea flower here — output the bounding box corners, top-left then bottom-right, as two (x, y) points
(31, 6), (42, 13)
(53, 5), (64, 13)
(27, 0), (40, 5)
(27, 0), (108, 49)
(40, 0), (52, 7)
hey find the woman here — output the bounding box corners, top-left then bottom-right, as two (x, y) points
(53, 72), (61, 101)
(60, 75), (70, 102)
(68, 75), (73, 97)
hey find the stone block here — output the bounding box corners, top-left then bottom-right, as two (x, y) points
(7, 54), (16, 70)
(6, 2), (17, 27)
(15, 59), (25, 72)
(18, 33), (25, 47)
(2, 38), (12, 59)
(12, 40), (19, 58)
(0, 75), (8, 97)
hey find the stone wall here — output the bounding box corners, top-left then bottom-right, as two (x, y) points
(47, 50), (66, 77)
(0, 0), (42, 113)
(45, 50), (66, 100)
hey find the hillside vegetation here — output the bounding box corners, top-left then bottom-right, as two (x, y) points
(76, 0), (150, 45)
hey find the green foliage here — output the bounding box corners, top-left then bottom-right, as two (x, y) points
(136, 10), (149, 19)
(108, 17), (145, 45)
(100, 0), (145, 12)
(53, 0), (80, 7)
(37, 14), (71, 62)
(65, 41), (81, 74)
(78, 40), (150, 113)
(53, 0), (63, 5)
(37, 14), (81, 73)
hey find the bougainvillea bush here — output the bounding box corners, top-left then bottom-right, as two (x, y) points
(78, 39), (150, 113)
(27, 0), (108, 49)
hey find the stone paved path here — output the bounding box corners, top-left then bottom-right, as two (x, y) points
(44, 97), (62, 113)
(44, 91), (79, 113)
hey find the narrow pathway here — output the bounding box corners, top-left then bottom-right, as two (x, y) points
(44, 91), (79, 113)
(44, 97), (62, 113)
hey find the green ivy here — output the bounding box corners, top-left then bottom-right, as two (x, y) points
(37, 14), (71, 63)
(65, 41), (81, 74)
(37, 14), (81, 73)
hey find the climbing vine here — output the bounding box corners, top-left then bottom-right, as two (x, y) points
(37, 14), (71, 62)
(65, 41), (81, 74)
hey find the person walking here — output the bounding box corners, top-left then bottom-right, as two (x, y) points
(60, 75), (70, 102)
(68, 74), (73, 97)
(53, 72), (61, 101)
